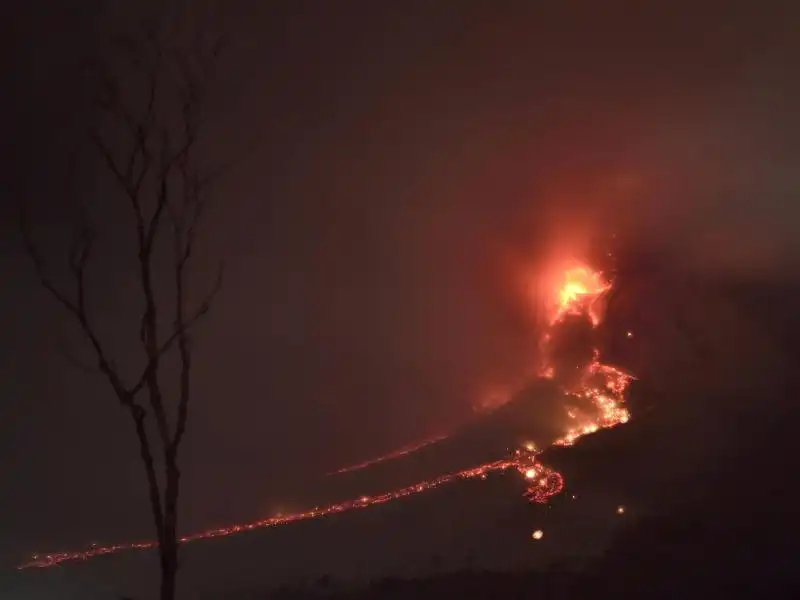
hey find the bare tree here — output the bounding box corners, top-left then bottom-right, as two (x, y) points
(21, 16), (227, 600)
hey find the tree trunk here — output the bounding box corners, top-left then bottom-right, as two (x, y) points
(160, 460), (181, 600)
(159, 546), (178, 600)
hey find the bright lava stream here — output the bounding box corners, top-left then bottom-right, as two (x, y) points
(19, 262), (633, 570)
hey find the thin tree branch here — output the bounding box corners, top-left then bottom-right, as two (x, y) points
(91, 47), (173, 451)
(127, 267), (222, 400)
(53, 330), (103, 377)
(19, 211), (132, 407)
(171, 264), (223, 452)
(134, 73), (202, 450)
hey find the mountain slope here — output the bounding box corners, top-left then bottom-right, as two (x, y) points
(6, 276), (798, 599)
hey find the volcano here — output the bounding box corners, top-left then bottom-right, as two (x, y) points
(8, 273), (800, 600)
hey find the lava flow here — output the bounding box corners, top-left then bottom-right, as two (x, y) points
(524, 261), (632, 493)
(19, 260), (633, 570)
(326, 433), (450, 476)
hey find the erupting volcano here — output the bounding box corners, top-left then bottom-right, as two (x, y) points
(19, 260), (634, 570)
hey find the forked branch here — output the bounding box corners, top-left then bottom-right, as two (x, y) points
(20, 211), (132, 407)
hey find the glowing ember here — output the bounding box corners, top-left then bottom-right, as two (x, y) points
(19, 260), (634, 571)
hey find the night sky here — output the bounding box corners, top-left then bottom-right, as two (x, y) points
(3, 0), (800, 595)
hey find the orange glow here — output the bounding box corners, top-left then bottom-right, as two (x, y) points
(531, 260), (632, 496)
(19, 456), (528, 569)
(19, 259), (634, 571)
(549, 264), (611, 326)
(326, 433), (448, 476)
(539, 261), (611, 328)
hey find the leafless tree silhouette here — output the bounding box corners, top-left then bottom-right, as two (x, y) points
(21, 13), (228, 600)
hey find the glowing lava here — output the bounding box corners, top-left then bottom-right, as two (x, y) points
(549, 264), (612, 326)
(326, 433), (449, 476)
(19, 457), (522, 569)
(19, 260), (633, 570)
(538, 261), (632, 450)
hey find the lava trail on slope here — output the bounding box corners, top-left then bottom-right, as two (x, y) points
(19, 260), (633, 570)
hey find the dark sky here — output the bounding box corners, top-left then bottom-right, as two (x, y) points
(2, 0), (800, 576)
